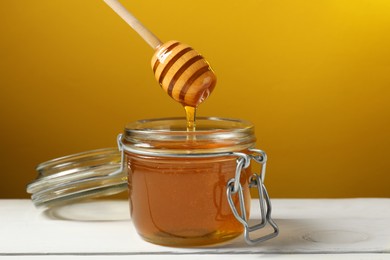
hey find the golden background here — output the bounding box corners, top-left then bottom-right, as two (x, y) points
(1, 0), (389, 198)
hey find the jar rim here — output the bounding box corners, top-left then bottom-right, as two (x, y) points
(122, 117), (256, 155)
(124, 117), (253, 133)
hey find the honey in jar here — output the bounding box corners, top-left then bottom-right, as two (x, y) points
(122, 117), (256, 246)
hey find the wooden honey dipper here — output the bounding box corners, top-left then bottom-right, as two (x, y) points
(103, 0), (217, 108)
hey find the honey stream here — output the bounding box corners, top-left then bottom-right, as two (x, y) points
(184, 106), (196, 131)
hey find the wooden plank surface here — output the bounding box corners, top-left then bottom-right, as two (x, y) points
(1, 199), (389, 257)
(0, 254), (389, 260)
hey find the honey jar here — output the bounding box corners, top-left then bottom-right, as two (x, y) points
(121, 117), (278, 246)
(27, 117), (278, 246)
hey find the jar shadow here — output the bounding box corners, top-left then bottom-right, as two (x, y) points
(42, 199), (130, 222)
(209, 218), (371, 253)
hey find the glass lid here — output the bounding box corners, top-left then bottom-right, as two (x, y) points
(27, 148), (127, 208)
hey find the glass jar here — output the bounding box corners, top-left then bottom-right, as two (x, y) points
(121, 117), (278, 246)
(27, 117), (278, 246)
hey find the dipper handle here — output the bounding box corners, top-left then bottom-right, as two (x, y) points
(103, 0), (162, 49)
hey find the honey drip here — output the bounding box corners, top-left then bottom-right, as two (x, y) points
(184, 106), (196, 131)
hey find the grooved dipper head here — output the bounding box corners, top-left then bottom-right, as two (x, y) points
(151, 40), (217, 107)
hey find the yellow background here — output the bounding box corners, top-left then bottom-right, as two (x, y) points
(1, 0), (389, 198)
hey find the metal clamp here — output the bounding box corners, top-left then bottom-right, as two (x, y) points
(108, 133), (125, 177)
(227, 149), (279, 245)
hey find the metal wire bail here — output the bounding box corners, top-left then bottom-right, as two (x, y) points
(108, 133), (125, 177)
(227, 149), (279, 245)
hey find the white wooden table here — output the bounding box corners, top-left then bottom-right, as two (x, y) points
(1, 199), (389, 259)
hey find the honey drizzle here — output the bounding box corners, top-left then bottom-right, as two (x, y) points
(184, 106), (196, 131)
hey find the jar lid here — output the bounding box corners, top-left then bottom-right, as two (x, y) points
(27, 148), (127, 208)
